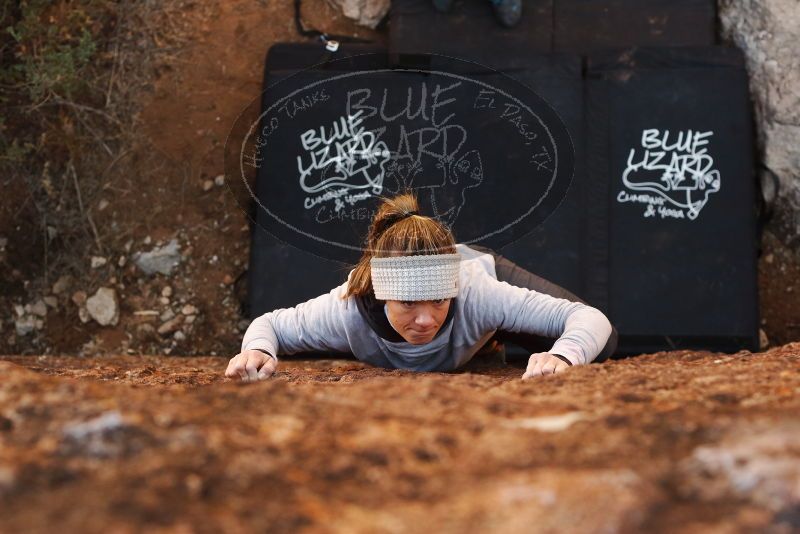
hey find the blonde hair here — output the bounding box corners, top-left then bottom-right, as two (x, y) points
(342, 189), (457, 300)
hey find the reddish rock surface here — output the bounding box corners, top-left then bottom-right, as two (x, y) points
(1, 345), (799, 533)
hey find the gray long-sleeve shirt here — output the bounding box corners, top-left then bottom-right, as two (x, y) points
(241, 244), (612, 371)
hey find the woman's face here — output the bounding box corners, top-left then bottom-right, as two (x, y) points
(384, 298), (451, 345)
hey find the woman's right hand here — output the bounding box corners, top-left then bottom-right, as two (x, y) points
(225, 349), (278, 382)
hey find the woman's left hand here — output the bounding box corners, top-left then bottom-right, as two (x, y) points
(521, 352), (570, 380)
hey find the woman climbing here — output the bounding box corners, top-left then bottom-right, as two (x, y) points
(226, 190), (617, 382)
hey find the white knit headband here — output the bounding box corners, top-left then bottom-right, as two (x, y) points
(370, 253), (461, 301)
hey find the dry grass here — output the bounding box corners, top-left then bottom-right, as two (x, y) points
(1, 0), (195, 286)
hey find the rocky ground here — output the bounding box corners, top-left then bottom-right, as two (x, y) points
(1, 343), (799, 533)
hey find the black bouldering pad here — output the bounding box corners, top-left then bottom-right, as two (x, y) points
(389, 0), (553, 67)
(553, 0), (716, 54)
(585, 46), (758, 354)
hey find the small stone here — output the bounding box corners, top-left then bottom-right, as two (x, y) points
(764, 253), (774, 264)
(34, 319), (44, 330)
(173, 330), (186, 341)
(160, 309), (175, 322)
(143, 236), (152, 245)
(159, 296), (170, 306)
(43, 296), (58, 308)
(118, 256), (126, 268)
(327, 0), (389, 29)
(136, 323), (156, 337)
(133, 239), (181, 276)
(27, 300), (48, 317)
(202, 180), (214, 192)
(14, 316), (36, 336)
(90, 256), (107, 269)
(161, 286), (173, 298)
(223, 274), (235, 285)
(97, 199), (109, 211)
(181, 304), (198, 316)
(759, 328), (769, 350)
(86, 288), (119, 326)
(124, 239), (134, 253)
(157, 316), (184, 336)
(184, 315), (196, 324)
(71, 291), (87, 306)
(214, 174), (225, 187)
(52, 275), (72, 295)
(13, 304), (24, 317)
(78, 306), (90, 324)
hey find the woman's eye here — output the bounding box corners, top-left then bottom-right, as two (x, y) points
(402, 301), (414, 307)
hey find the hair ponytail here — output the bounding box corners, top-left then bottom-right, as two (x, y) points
(342, 189), (457, 300)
